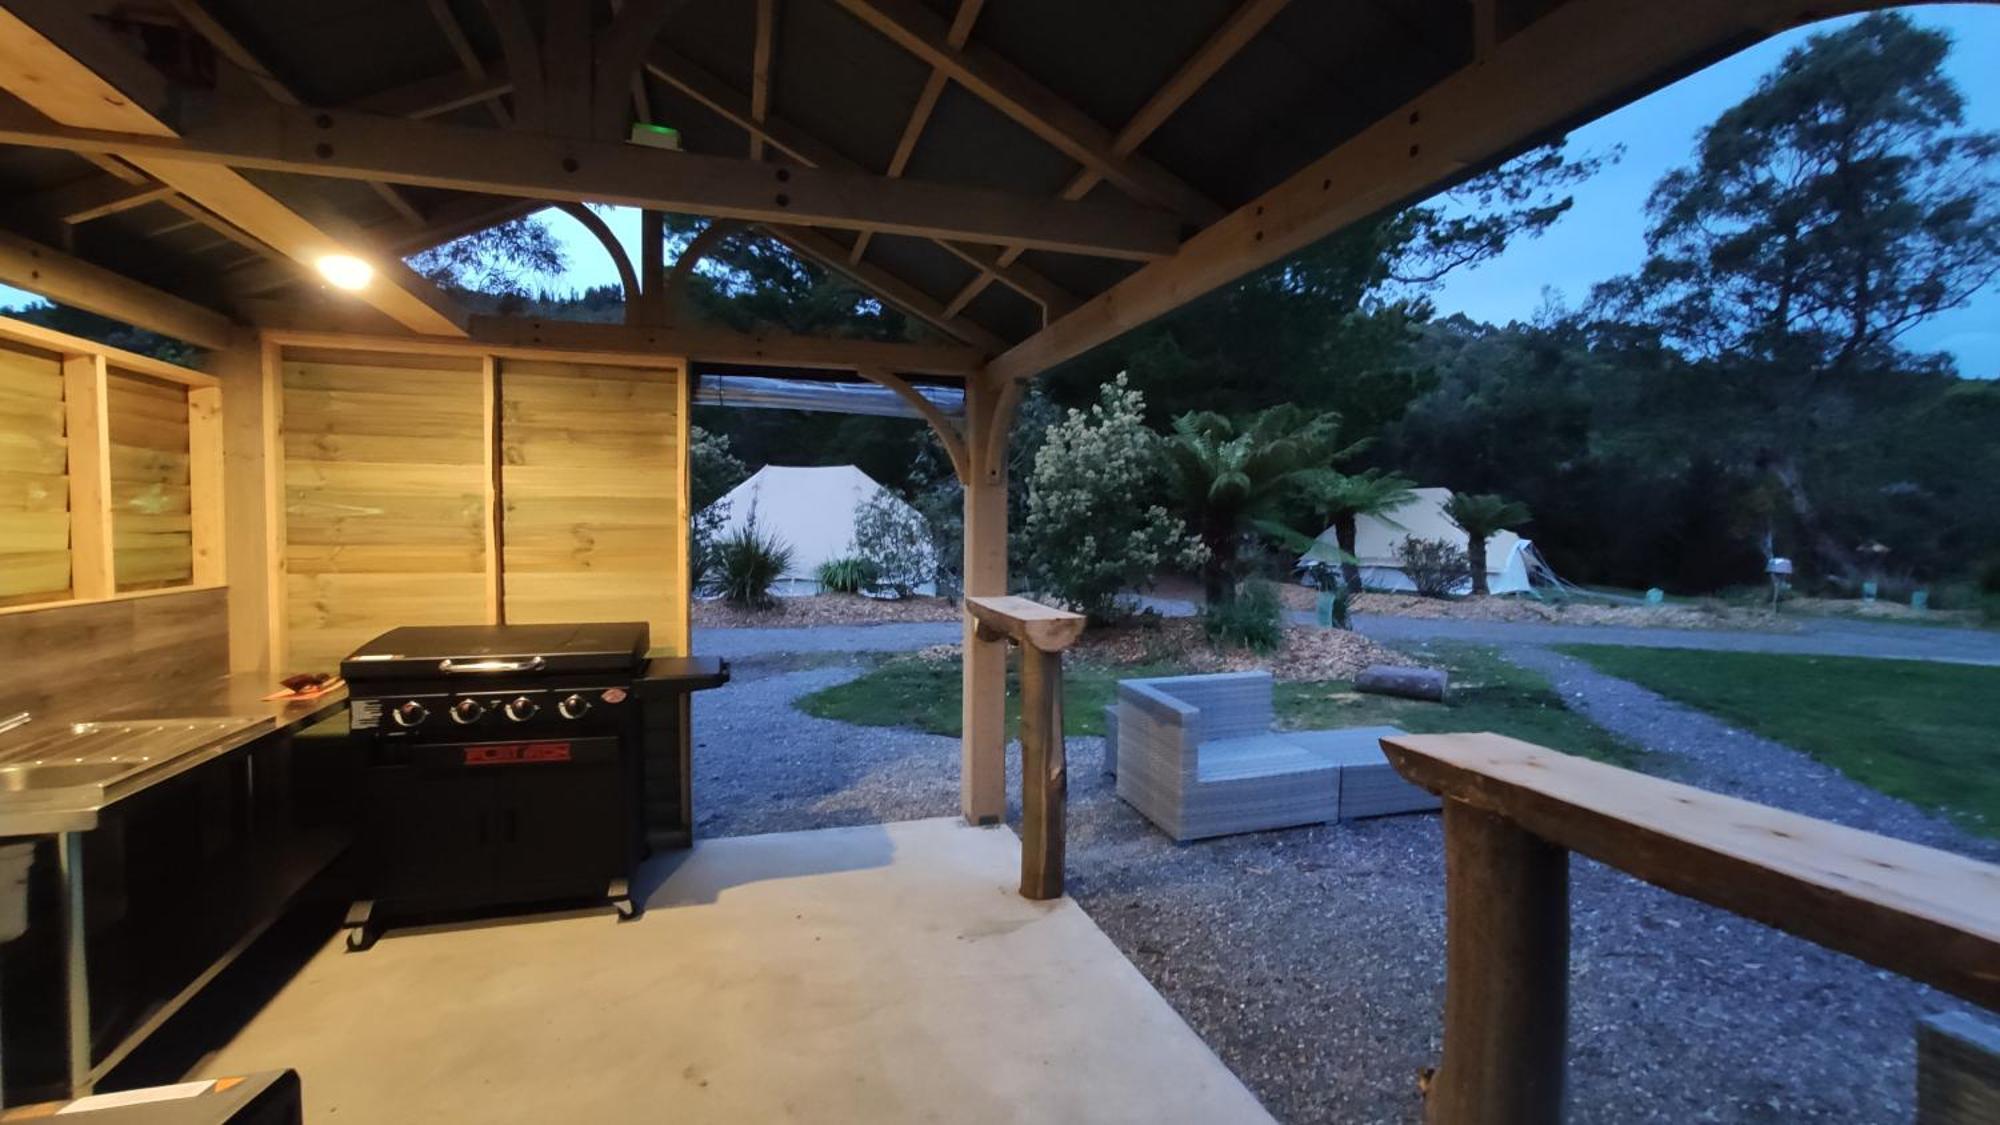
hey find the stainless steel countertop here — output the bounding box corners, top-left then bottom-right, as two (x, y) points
(0, 675), (348, 836)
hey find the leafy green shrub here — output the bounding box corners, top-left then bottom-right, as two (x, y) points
(716, 513), (793, 609)
(852, 491), (935, 597)
(816, 556), (877, 594)
(1026, 374), (1205, 622)
(1203, 579), (1284, 653)
(1398, 536), (1471, 598)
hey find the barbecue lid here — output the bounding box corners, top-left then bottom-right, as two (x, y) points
(340, 622), (650, 681)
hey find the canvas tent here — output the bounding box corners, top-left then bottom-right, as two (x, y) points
(1308, 487), (1541, 596)
(702, 465), (934, 595)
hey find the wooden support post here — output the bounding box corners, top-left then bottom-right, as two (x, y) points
(1016, 643), (1065, 899)
(60, 353), (114, 600)
(1431, 798), (1570, 1125)
(213, 335), (271, 671)
(959, 377), (1008, 825)
(186, 384), (224, 586)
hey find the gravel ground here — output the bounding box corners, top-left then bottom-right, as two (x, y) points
(696, 649), (1987, 1124)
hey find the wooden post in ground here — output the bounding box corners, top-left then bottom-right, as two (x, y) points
(1016, 643), (1065, 899)
(1430, 798), (1570, 1125)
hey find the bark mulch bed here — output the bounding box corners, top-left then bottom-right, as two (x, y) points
(692, 594), (961, 628)
(918, 618), (1411, 682)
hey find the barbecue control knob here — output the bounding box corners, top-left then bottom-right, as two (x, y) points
(558, 693), (591, 720)
(504, 695), (539, 721)
(392, 700), (429, 728)
(449, 698), (485, 725)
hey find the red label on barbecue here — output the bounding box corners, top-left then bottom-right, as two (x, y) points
(463, 741), (573, 765)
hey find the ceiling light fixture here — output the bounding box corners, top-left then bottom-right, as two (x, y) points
(316, 253), (374, 291)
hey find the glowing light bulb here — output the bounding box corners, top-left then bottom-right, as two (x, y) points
(316, 253), (373, 291)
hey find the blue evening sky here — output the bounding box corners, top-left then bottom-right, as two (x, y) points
(3, 6), (1994, 373)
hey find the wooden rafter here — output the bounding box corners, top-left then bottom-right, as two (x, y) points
(462, 316), (983, 376)
(959, 0), (1291, 313)
(164, 0), (426, 226)
(423, 0), (512, 124)
(749, 0), (777, 160)
(848, 0), (983, 268)
(767, 226), (1004, 352)
(13, 175), (173, 227)
(830, 0), (1221, 223)
(0, 229), (235, 348)
(984, 0), (1869, 384)
(0, 99), (1180, 261)
(643, 45), (1081, 316)
(479, 0), (545, 129)
(0, 2), (465, 336)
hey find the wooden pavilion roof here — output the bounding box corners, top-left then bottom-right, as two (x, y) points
(0, 0), (1908, 379)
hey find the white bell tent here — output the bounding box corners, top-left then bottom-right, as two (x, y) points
(1308, 486), (1546, 596)
(700, 464), (934, 595)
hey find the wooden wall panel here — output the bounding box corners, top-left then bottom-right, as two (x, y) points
(281, 352), (487, 672)
(499, 358), (687, 654)
(0, 586), (229, 718)
(0, 340), (70, 605)
(105, 369), (194, 591)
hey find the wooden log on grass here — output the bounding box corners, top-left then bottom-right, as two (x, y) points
(1357, 664), (1449, 702)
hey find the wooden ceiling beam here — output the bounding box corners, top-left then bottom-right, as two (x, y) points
(984, 0), (1854, 384)
(964, 0), (1290, 312)
(164, 0), (426, 227)
(0, 228), (234, 348)
(848, 0), (983, 268)
(0, 1), (466, 337)
(12, 175), (174, 227)
(348, 67), (513, 120)
(749, 0), (777, 160)
(830, 0), (1221, 224)
(766, 225), (1005, 352)
(424, 0), (512, 125)
(0, 97), (1180, 260)
(464, 315), (985, 376)
(645, 44), (1081, 317)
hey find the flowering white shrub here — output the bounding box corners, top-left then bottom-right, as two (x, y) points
(1025, 374), (1205, 622)
(853, 490), (936, 597)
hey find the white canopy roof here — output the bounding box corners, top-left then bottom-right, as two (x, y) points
(1311, 486), (1532, 595)
(701, 464), (930, 591)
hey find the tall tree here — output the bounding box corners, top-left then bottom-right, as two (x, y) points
(1159, 405), (1349, 603)
(1594, 13), (2000, 576)
(1312, 470), (1419, 595)
(1443, 493), (1531, 596)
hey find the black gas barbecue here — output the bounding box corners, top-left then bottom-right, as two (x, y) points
(339, 622), (726, 948)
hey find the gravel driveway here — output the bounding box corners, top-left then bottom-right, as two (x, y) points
(694, 650), (1986, 1124)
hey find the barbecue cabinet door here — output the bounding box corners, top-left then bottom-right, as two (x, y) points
(365, 766), (506, 908)
(492, 746), (629, 900)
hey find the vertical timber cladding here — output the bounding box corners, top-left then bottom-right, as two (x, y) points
(498, 358), (690, 655)
(105, 369), (194, 591)
(0, 338), (67, 605)
(281, 349), (489, 672)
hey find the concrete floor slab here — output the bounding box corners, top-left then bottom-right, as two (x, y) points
(198, 818), (1274, 1123)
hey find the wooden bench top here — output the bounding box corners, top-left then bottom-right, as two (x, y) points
(965, 595), (1085, 652)
(1380, 732), (2000, 1010)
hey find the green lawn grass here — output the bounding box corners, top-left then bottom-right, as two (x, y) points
(1558, 645), (2000, 837)
(797, 644), (1642, 765)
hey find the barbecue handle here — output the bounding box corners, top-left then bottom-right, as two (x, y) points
(437, 656), (547, 674)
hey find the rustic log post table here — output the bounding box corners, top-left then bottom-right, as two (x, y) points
(964, 596), (1085, 900)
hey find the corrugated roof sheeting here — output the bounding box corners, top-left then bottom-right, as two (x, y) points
(770, 0), (934, 172)
(208, 0), (464, 106)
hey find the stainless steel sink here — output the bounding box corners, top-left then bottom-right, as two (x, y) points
(0, 761), (139, 792)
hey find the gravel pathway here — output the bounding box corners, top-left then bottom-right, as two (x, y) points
(695, 652), (1987, 1124)
(1505, 646), (1999, 861)
(693, 621), (956, 660)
